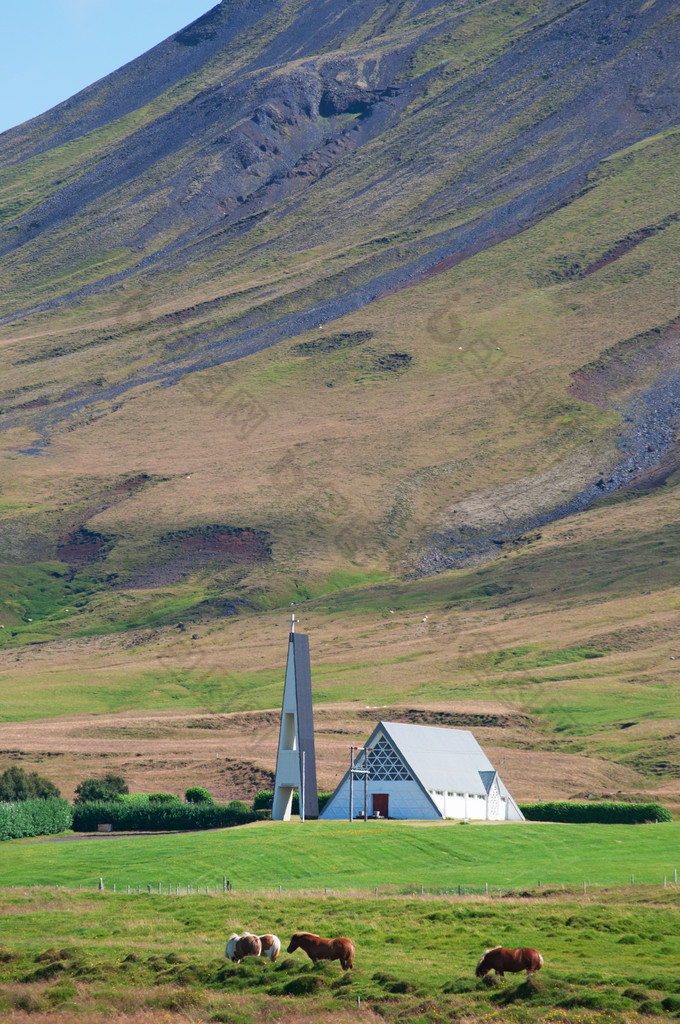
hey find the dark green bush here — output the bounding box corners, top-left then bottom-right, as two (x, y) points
(74, 773), (128, 804)
(71, 797), (256, 832)
(0, 798), (72, 840)
(293, 792), (333, 817)
(226, 800), (249, 814)
(148, 793), (181, 804)
(252, 789), (273, 811)
(184, 786), (213, 805)
(252, 789), (333, 815)
(0, 767), (60, 801)
(519, 801), (672, 823)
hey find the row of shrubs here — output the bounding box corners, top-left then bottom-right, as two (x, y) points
(0, 770), (338, 837)
(520, 801), (673, 824)
(0, 798), (72, 841)
(1, 768), (673, 838)
(68, 790), (336, 833)
(72, 797), (266, 833)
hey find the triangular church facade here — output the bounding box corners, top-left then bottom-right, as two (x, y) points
(319, 721), (524, 821)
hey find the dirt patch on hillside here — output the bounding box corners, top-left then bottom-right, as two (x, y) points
(186, 711), (282, 730)
(568, 317), (680, 409)
(56, 526), (112, 565)
(55, 473), (155, 566)
(293, 330), (373, 355)
(624, 439), (680, 489)
(161, 525), (270, 561)
(545, 211), (680, 284)
(357, 707), (531, 729)
(123, 525), (271, 588)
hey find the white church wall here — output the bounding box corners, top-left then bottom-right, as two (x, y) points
(428, 790), (513, 820)
(430, 791), (468, 819)
(321, 779), (439, 820)
(467, 793), (487, 818)
(504, 795), (525, 821)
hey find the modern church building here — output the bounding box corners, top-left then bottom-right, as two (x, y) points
(319, 721), (524, 821)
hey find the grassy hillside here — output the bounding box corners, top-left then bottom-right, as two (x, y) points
(1, 820), (678, 891)
(0, 0), (679, 808)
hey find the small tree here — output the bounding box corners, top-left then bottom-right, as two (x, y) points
(185, 786), (213, 804)
(73, 773), (128, 803)
(0, 766), (60, 801)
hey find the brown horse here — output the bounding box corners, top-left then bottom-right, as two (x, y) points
(287, 932), (355, 970)
(225, 932), (261, 963)
(476, 946), (543, 979)
(225, 932), (281, 963)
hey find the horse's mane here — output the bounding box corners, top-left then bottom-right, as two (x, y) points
(477, 945), (502, 968)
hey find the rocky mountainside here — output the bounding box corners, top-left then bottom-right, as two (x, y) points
(1, 0), (679, 631)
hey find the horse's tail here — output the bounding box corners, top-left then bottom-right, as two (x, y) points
(537, 952), (544, 969)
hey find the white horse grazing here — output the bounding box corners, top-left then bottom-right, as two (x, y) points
(225, 931), (280, 963)
(257, 933), (281, 962)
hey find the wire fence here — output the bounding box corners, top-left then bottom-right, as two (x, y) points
(5, 870), (677, 898)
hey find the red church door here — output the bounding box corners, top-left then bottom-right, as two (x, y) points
(372, 793), (389, 818)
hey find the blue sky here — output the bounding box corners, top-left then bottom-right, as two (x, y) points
(0, 1), (213, 136)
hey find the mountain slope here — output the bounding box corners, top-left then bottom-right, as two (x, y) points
(1, 0), (679, 596)
(0, 0), (679, 805)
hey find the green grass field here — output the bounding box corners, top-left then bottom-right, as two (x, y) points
(0, 884), (678, 1023)
(2, 821), (678, 893)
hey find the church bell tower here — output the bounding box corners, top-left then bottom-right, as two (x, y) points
(272, 616), (319, 820)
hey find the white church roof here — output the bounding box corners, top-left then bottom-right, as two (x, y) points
(378, 721), (510, 797)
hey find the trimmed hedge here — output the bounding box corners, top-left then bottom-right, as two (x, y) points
(520, 801), (672, 824)
(0, 798), (72, 841)
(71, 797), (257, 832)
(252, 789), (333, 816)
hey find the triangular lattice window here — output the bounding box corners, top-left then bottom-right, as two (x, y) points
(358, 737), (412, 781)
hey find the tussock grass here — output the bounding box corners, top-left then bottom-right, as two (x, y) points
(0, 886), (678, 1023)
